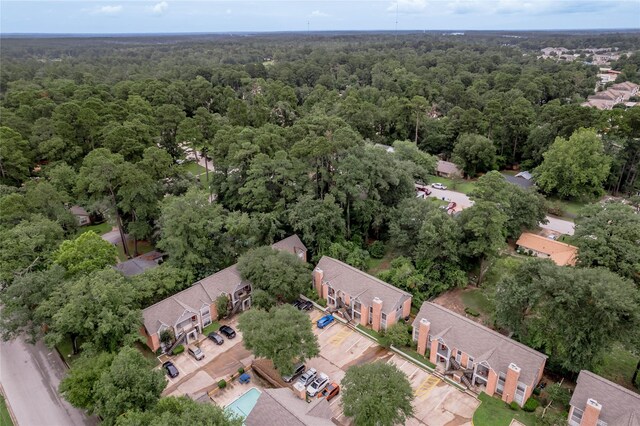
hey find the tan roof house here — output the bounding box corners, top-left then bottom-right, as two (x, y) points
(245, 388), (334, 426)
(436, 160), (463, 178)
(412, 302), (547, 407)
(515, 233), (578, 266)
(568, 370), (640, 426)
(70, 205), (91, 226)
(141, 235), (307, 352)
(313, 256), (412, 332)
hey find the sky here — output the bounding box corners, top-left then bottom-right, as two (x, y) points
(1, 0), (639, 34)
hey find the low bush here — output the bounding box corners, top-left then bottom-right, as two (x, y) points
(317, 298), (327, 307)
(368, 241), (386, 259)
(238, 367), (245, 374)
(465, 307), (480, 317)
(523, 397), (539, 412)
(533, 386), (541, 396)
(509, 401), (519, 410)
(172, 345), (184, 355)
(218, 379), (227, 389)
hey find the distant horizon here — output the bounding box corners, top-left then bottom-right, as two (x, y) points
(2, 1), (639, 35)
(2, 28), (640, 37)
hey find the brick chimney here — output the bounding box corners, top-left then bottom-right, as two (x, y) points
(313, 268), (323, 298)
(580, 399), (602, 426)
(372, 297), (383, 332)
(502, 363), (521, 405)
(417, 318), (431, 356)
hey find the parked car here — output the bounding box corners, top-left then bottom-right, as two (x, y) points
(297, 368), (317, 387)
(207, 332), (224, 345)
(187, 346), (205, 361)
(292, 299), (304, 309)
(162, 361), (179, 378)
(306, 373), (329, 397)
(282, 362), (306, 383)
(431, 183), (447, 190)
(317, 315), (334, 329)
(219, 325), (236, 339)
(299, 300), (313, 311)
(319, 382), (340, 401)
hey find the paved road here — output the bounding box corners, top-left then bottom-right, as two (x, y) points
(419, 185), (575, 235)
(0, 337), (98, 426)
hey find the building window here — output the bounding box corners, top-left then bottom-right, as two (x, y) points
(569, 407), (583, 426)
(467, 356), (474, 369)
(455, 350), (462, 363)
(496, 372), (506, 395)
(369, 306), (373, 324)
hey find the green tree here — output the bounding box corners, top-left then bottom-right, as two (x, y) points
(495, 259), (640, 373)
(573, 203), (640, 283)
(216, 294), (229, 319)
(0, 215), (64, 287)
(0, 126), (31, 185)
(287, 194), (346, 254)
(238, 305), (319, 375)
(94, 347), (166, 425)
(535, 128), (611, 199)
(391, 139), (437, 181)
(0, 266), (66, 342)
(469, 171), (547, 239)
(156, 189), (231, 278)
(342, 361), (414, 426)
(323, 241), (371, 271)
(59, 352), (115, 413)
(39, 268), (142, 353)
(458, 201), (507, 284)
(389, 198), (439, 255)
(53, 231), (117, 276)
(130, 265), (192, 308)
(452, 133), (497, 177)
(237, 246), (310, 308)
(116, 396), (242, 426)
(379, 322), (411, 349)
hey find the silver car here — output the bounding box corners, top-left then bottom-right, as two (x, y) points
(282, 363), (306, 383)
(187, 346), (205, 361)
(297, 367), (317, 387)
(306, 373), (329, 397)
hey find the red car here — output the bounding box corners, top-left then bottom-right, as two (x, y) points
(318, 382), (340, 401)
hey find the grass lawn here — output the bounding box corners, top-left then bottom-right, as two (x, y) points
(460, 288), (495, 317)
(366, 249), (399, 275)
(78, 222), (112, 236)
(395, 347), (437, 369)
(116, 240), (154, 261)
(56, 336), (82, 366)
(182, 161), (206, 176)
(0, 395), (13, 426)
(473, 392), (537, 426)
(594, 343), (639, 390)
(135, 341), (160, 366)
(202, 321), (221, 336)
(356, 324), (382, 341)
(428, 175), (477, 194)
(547, 197), (589, 219)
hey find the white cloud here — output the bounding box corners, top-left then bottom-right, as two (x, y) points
(226, 9), (231, 14)
(310, 10), (329, 17)
(91, 5), (123, 15)
(151, 1), (169, 14)
(387, 0), (613, 16)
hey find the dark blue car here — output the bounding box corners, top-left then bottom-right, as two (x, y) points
(317, 315), (335, 329)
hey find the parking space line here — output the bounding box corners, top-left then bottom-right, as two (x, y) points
(413, 375), (440, 401)
(188, 357), (200, 368)
(330, 328), (352, 346)
(344, 336), (363, 353)
(318, 323), (336, 336)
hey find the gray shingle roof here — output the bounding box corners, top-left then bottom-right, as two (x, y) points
(570, 370), (640, 425)
(502, 173), (534, 189)
(142, 235), (305, 335)
(271, 234), (307, 259)
(245, 388), (333, 426)
(437, 160), (462, 176)
(70, 205), (89, 217)
(412, 302), (547, 386)
(114, 258), (159, 277)
(316, 256), (412, 313)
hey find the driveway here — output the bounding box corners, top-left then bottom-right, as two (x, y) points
(306, 310), (479, 425)
(101, 228), (129, 245)
(0, 337), (98, 426)
(418, 185), (575, 235)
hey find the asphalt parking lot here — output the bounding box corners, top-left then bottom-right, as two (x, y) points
(306, 309), (479, 426)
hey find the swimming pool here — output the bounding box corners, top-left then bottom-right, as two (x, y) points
(225, 387), (262, 419)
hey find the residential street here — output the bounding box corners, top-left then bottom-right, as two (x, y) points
(0, 337), (98, 426)
(422, 186), (576, 235)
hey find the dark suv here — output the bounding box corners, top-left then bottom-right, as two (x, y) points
(282, 363), (306, 383)
(219, 325), (236, 339)
(162, 361), (179, 378)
